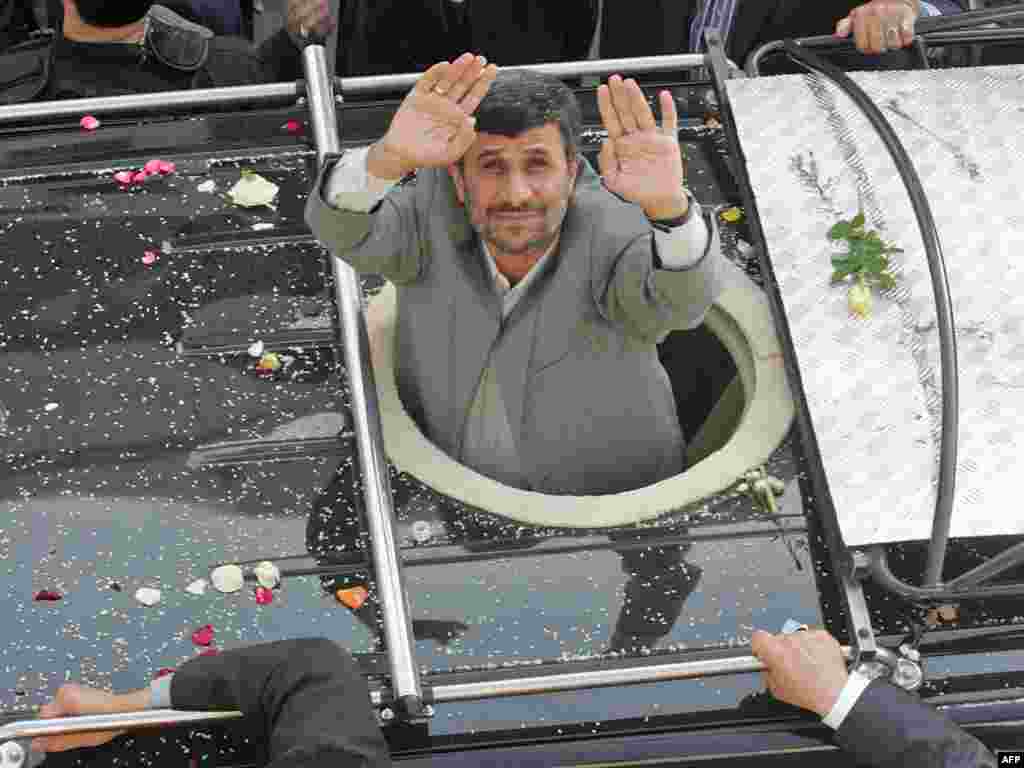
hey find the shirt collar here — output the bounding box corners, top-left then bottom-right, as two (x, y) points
(479, 237), (560, 298)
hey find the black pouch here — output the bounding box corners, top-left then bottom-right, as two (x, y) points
(0, 34), (53, 105)
(144, 4), (213, 72)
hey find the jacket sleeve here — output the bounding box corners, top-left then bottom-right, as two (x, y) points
(835, 680), (996, 768)
(170, 638), (390, 768)
(305, 158), (425, 285)
(598, 208), (725, 342)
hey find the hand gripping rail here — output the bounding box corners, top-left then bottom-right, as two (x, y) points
(0, 645), (899, 741)
(745, 5), (1024, 76)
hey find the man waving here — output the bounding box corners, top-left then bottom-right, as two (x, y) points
(307, 54), (722, 497)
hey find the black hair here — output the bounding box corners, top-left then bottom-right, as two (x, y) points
(472, 69), (582, 162)
(72, 0), (155, 27)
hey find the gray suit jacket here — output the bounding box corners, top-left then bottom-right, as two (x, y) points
(306, 156), (724, 495)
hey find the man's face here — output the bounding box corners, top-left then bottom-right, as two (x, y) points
(450, 123), (578, 260)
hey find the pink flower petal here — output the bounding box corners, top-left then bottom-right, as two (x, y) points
(114, 171), (135, 186)
(191, 624), (215, 647)
(156, 160), (176, 175)
(132, 171), (150, 184)
(198, 648), (220, 657)
(255, 586), (274, 605)
(284, 120), (302, 135)
(33, 589), (63, 602)
(142, 250), (159, 266)
(80, 115), (100, 131)
(145, 159), (165, 175)
(153, 667), (176, 679)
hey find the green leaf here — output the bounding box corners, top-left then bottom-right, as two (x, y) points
(830, 270), (849, 284)
(851, 211), (866, 230)
(877, 272), (897, 290)
(828, 221), (852, 240)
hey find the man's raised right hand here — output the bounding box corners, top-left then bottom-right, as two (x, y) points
(368, 53), (498, 180)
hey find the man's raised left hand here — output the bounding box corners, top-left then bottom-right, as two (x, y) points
(597, 77), (688, 221)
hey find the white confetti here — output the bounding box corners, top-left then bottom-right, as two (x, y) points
(196, 179), (217, 193)
(211, 564), (244, 593)
(44, 403), (59, 412)
(185, 579), (208, 596)
(253, 561), (280, 589)
(247, 341), (265, 358)
(251, 222), (275, 231)
(134, 587), (162, 606)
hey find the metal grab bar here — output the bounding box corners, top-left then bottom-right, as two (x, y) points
(0, 54), (737, 126)
(745, 5), (1024, 75)
(301, 44), (423, 717)
(0, 645), (885, 741)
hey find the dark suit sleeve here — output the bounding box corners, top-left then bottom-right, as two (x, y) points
(835, 680), (996, 768)
(169, 638), (390, 768)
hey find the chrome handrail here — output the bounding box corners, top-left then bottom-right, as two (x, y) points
(0, 54), (737, 125)
(0, 645), (885, 741)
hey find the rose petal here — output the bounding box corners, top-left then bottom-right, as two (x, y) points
(198, 648), (220, 657)
(157, 160), (176, 174)
(210, 564), (244, 593)
(153, 667), (176, 679)
(255, 586), (274, 605)
(135, 587), (162, 606)
(33, 589), (62, 602)
(114, 171), (135, 185)
(284, 120), (302, 135)
(142, 250), (159, 266)
(132, 171), (150, 184)
(80, 116), (100, 131)
(254, 561), (281, 589)
(191, 624), (215, 646)
(144, 159), (163, 175)
(335, 586), (369, 610)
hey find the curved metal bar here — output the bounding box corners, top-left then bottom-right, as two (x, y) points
(0, 645), (890, 740)
(745, 7), (1024, 76)
(301, 44), (423, 715)
(780, 42), (959, 588)
(867, 545), (1024, 601)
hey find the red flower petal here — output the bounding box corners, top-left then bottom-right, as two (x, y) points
(157, 160), (176, 175)
(114, 171), (135, 186)
(132, 171), (150, 184)
(144, 159), (163, 175)
(254, 586), (273, 605)
(198, 648), (220, 657)
(33, 589), (63, 602)
(191, 624), (215, 647)
(142, 250), (159, 266)
(284, 120), (302, 135)
(335, 586), (368, 610)
(80, 115), (100, 131)
(153, 667), (176, 679)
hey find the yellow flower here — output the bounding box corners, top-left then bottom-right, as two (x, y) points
(848, 280), (872, 318)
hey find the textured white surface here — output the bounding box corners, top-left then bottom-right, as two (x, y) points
(727, 66), (1024, 545)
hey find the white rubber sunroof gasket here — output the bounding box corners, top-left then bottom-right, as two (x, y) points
(365, 259), (795, 529)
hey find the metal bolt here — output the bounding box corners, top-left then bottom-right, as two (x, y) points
(892, 658), (923, 691)
(898, 643), (921, 663)
(422, 704), (435, 717)
(1, 741), (25, 768)
(379, 707), (395, 722)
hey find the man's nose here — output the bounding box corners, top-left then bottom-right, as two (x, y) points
(501, 170), (532, 206)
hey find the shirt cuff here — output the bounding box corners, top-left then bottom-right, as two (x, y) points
(822, 669), (873, 730)
(653, 201), (709, 270)
(149, 674), (174, 709)
(324, 145), (400, 212)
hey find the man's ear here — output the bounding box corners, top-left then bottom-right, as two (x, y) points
(448, 164), (466, 205)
